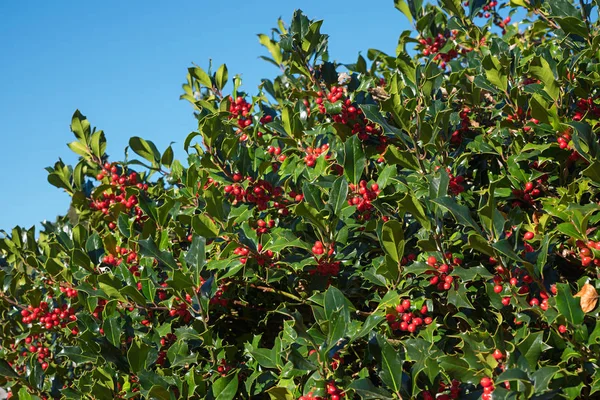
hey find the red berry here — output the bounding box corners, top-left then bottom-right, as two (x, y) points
(524, 231), (535, 241)
(493, 285), (503, 294)
(492, 349), (504, 360)
(480, 377), (493, 388)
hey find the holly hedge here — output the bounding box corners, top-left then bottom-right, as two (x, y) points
(2, 0), (600, 399)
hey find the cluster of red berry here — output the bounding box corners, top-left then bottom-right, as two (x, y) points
(228, 96), (253, 131)
(573, 97), (600, 121)
(156, 333), (177, 366)
(444, 168), (465, 196)
(21, 335), (51, 370)
(309, 241), (340, 276)
(557, 131), (572, 150)
(224, 176), (288, 213)
(490, 257), (552, 308)
(386, 299), (433, 333)
(169, 294), (192, 323)
(480, 377), (495, 400)
(311, 241), (333, 257)
(310, 259), (341, 276)
(199, 277), (229, 307)
(287, 190), (305, 203)
(419, 32), (459, 68)
(521, 76), (541, 86)
(316, 88), (384, 144)
(422, 379), (462, 400)
(347, 181), (380, 221)
(253, 218), (276, 235)
(201, 177), (219, 191)
(511, 177), (546, 208)
(267, 145), (286, 162)
(217, 358), (233, 377)
(576, 239), (600, 267)
(58, 285), (78, 298)
(92, 163), (148, 226)
(304, 144), (330, 167)
(496, 15), (512, 31)
(101, 245), (139, 274)
(92, 299), (107, 320)
(297, 382), (345, 400)
(450, 107), (472, 145)
(234, 244), (276, 267)
(325, 381), (345, 400)
(425, 255), (461, 291)
(21, 302), (76, 330)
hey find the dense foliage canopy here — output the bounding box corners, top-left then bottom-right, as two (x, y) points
(2, 0), (600, 398)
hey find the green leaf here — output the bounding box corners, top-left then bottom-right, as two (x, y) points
(128, 339), (151, 373)
(329, 176), (349, 216)
(482, 55), (507, 92)
(394, 0), (413, 23)
(344, 135), (366, 184)
(215, 64), (228, 91)
(266, 387), (294, 400)
(103, 316), (121, 347)
(517, 331), (551, 370)
(148, 386), (171, 400)
(0, 359), (19, 378)
(496, 368), (532, 384)
(97, 274), (127, 302)
(351, 314), (385, 342)
(529, 56), (559, 101)
(138, 237), (178, 270)
(161, 145), (174, 167)
(385, 146), (421, 171)
(71, 110), (90, 141)
(67, 141), (90, 157)
(532, 366), (559, 393)
(258, 34), (283, 65)
(324, 286), (350, 322)
(376, 334), (403, 393)
(556, 222), (585, 240)
(213, 373), (239, 400)
(117, 214), (132, 238)
(250, 348), (278, 369)
(90, 129), (106, 159)
(190, 66), (212, 87)
(536, 234), (550, 278)
(129, 136), (160, 165)
(302, 181), (323, 211)
(438, 355), (478, 382)
(58, 347), (98, 364)
(432, 196), (483, 235)
(492, 239), (525, 263)
(348, 378), (393, 399)
(185, 236), (206, 288)
(555, 283), (584, 326)
(399, 192), (431, 229)
(441, 0), (463, 16)
(192, 214), (219, 238)
(380, 220), (405, 264)
(121, 286), (147, 306)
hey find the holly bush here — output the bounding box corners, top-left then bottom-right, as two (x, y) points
(2, 0), (600, 399)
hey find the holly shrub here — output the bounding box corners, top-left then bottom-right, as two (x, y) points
(2, 0), (600, 399)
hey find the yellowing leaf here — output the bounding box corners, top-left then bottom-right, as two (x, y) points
(574, 283), (598, 313)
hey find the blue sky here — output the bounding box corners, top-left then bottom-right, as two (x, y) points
(0, 1), (408, 231)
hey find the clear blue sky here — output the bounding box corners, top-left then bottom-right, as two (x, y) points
(0, 1), (407, 232)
